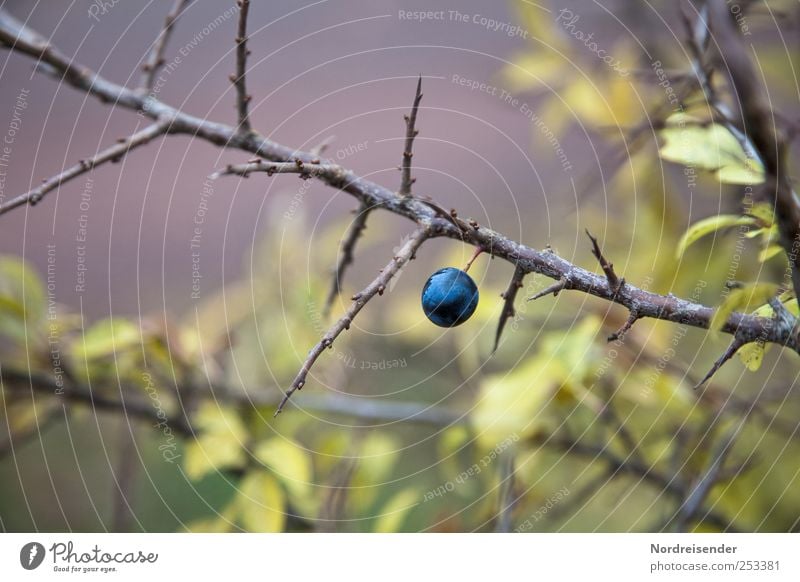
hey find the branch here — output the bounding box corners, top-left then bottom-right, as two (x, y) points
(139, 0), (192, 91)
(527, 276), (568, 302)
(232, 0), (253, 134)
(671, 421), (743, 532)
(2, 10), (799, 361)
(707, 0), (800, 300)
(494, 264), (525, 353)
(0, 120), (170, 215)
(275, 228), (429, 415)
(323, 202), (371, 319)
(399, 76), (423, 196)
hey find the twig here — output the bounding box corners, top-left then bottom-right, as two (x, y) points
(275, 228), (429, 415)
(586, 230), (623, 293)
(608, 310), (640, 342)
(139, 0), (192, 92)
(695, 336), (747, 388)
(2, 11), (799, 358)
(0, 120), (170, 215)
(494, 264), (525, 353)
(232, 0), (252, 134)
(399, 76), (423, 196)
(322, 202), (371, 319)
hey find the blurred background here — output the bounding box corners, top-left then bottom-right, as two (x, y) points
(1, 0), (799, 532)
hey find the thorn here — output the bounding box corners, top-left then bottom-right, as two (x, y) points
(695, 337), (746, 389)
(586, 229), (622, 293)
(527, 277), (568, 301)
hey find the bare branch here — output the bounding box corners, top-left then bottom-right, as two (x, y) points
(276, 228), (429, 415)
(399, 76), (423, 196)
(323, 203), (371, 319)
(586, 230), (623, 293)
(494, 264), (525, 353)
(232, 0), (253, 134)
(0, 120), (170, 215)
(2, 11), (799, 360)
(139, 0), (192, 91)
(695, 336), (747, 389)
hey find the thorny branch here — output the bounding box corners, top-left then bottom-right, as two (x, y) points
(232, 0), (253, 134)
(399, 76), (423, 196)
(323, 202), (372, 319)
(0, 7), (799, 407)
(275, 228), (429, 415)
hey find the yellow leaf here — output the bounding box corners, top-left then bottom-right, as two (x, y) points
(675, 215), (757, 259)
(73, 318), (141, 360)
(738, 342), (765, 371)
(373, 489), (418, 533)
(254, 437), (313, 503)
(236, 471), (286, 532)
(659, 114), (765, 185)
(184, 404), (248, 481)
(759, 244), (784, 263)
(711, 283), (778, 331)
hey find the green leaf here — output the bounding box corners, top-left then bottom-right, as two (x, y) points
(73, 318), (141, 360)
(711, 283), (779, 331)
(659, 114), (765, 185)
(184, 404), (248, 481)
(236, 470), (286, 532)
(676, 215), (757, 259)
(373, 489), (418, 533)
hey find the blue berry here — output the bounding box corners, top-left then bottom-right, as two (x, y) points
(421, 267), (479, 327)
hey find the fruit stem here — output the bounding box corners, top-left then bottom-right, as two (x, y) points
(463, 246), (484, 272)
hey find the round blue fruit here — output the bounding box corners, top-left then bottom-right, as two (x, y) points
(421, 267), (479, 327)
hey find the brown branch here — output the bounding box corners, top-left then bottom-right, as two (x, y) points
(232, 0), (253, 134)
(399, 76), (423, 196)
(275, 228), (429, 415)
(139, 0), (192, 91)
(708, 0), (800, 301)
(0, 120), (170, 215)
(323, 203), (371, 319)
(494, 264), (525, 353)
(2, 10), (799, 360)
(586, 230), (623, 293)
